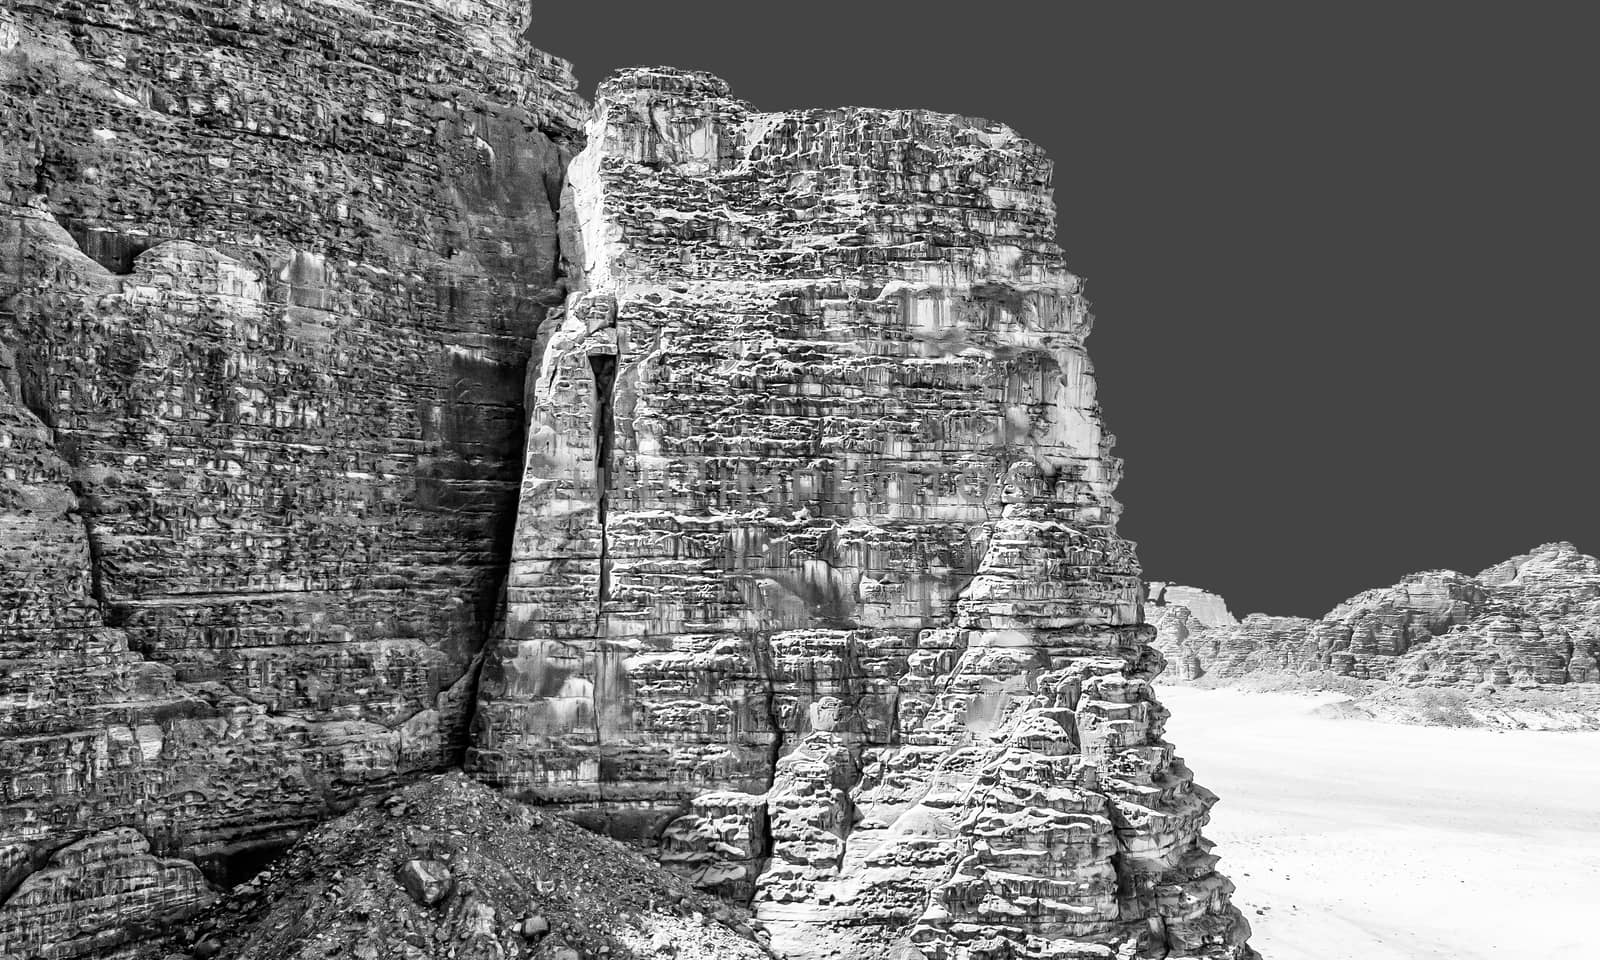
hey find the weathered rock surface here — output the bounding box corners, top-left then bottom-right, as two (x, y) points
(164, 771), (771, 960)
(2, 1), (581, 954)
(1147, 584), (1235, 630)
(1150, 544), (1600, 727)
(469, 67), (1252, 960)
(2, 6), (1256, 958)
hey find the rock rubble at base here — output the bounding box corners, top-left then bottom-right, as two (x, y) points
(164, 772), (771, 960)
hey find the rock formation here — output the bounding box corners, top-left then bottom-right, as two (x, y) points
(2, 1), (582, 953)
(1147, 585), (1235, 630)
(1149, 543), (1600, 726)
(1, 5), (1255, 959)
(468, 67), (1251, 960)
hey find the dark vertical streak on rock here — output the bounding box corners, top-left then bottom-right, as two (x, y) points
(589, 353), (617, 611)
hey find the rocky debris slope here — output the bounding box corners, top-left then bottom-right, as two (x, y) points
(469, 68), (1253, 960)
(2, 1), (582, 955)
(163, 771), (770, 960)
(1150, 543), (1600, 728)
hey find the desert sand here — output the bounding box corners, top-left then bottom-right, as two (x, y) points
(1160, 687), (1600, 960)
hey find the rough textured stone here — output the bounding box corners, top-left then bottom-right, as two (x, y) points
(1150, 544), (1600, 724)
(0, 827), (213, 960)
(468, 67), (1253, 960)
(1148, 583), (1236, 629)
(3, 7), (1257, 958)
(396, 858), (454, 907)
(1, 1), (581, 954)
(167, 772), (770, 960)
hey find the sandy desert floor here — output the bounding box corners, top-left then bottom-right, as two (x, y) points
(1159, 687), (1600, 960)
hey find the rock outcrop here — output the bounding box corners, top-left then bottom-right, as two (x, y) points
(1, 6), (1255, 959)
(2, 1), (581, 953)
(1150, 544), (1600, 726)
(1147, 584), (1235, 630)
(468, 68), (1252, 960)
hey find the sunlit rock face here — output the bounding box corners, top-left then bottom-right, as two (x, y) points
(0, 1), (581, 953)
(1398, 543), (1600, 687)
(1151, 543), (1600, 690)
(1148, 583), (1237, 629)
(470, 67), (1253, 960)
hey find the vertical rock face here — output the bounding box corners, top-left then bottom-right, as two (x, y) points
(470, 68), (1252, 960)
(1, 1), (581, 953)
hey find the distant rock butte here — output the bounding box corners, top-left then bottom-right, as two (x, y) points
(1, 5), (1254, 959)
(1147, 584), (1237, 630)
(1150, 543), (1600, 725)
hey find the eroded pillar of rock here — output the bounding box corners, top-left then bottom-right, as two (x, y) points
(472, 68), (1253, 959)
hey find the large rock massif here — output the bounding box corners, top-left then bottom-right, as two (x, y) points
(1, 5), (1253, 959)
(1, 1), (582, 954)
(1150, 543), (1600, 727)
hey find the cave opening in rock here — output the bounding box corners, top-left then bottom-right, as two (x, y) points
(195, 842), (294, 889)
(55, 216), (159, 275)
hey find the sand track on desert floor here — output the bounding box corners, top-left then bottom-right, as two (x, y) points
(1160, 687), (1600, 960)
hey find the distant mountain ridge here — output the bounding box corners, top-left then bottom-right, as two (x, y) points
(1149, 543), (1600, 728)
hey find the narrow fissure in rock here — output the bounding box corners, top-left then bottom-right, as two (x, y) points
(589, 352), (617, 609)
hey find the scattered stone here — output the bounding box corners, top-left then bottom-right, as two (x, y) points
(168, 774), (768, 959)
(397, 859), (454, 907)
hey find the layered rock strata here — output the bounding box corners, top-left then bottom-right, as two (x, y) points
(2, 2), (581, 953)
(1146, 584), (1236, 630)
(1150, 543), (1600, 690)
(469, 68), (1252, 960)
(2, 4), (1257, 957)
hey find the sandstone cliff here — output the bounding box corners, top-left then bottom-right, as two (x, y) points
(2, 1), (582, 954)
(1150, 543), (1600, 727)
(1, 5), (1255, 959)
(467, 67), (1251, 960)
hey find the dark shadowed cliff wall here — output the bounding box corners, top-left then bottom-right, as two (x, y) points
(0, 2), (581, 954)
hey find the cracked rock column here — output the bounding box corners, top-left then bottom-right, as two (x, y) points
(471, 68), (1254, 960)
